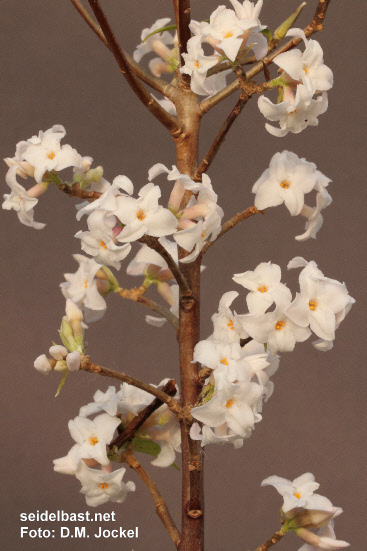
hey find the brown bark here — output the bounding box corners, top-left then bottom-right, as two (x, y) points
(174, 82), (204, 551)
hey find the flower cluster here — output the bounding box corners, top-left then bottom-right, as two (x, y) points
(262, 473), (349, 550)
(258, 29), (333, 136)
(54, 380), (181, 506)
(252, 150), (332, 241)
(190, 258), (353, 447)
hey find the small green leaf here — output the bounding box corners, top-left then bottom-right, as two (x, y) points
(133, 437), (179, 470)
(55, 371), (69, 397)
(143, 24), (178, 43)
(260, 28), (273, 41)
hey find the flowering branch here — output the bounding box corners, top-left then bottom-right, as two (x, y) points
(86, 0), (180, 133)
(202, 207), (264, 255)
(200, 0), (333, 114)
(70, 0), (175, 98)
(122, 449), (181, 547)
(175, 0), (192, 88)
(254, 529), (286, 551)
(80, 355), (181, 415)
(110, 380), (178, 449)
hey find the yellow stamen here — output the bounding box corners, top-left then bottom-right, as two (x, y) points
(304, 68), (308, 74)
(137, 210), (145, 221)
(294, 492), (301, 499)
(275, 321), (285, 330)
(89, 437), (98, 446)
(309, 300), (317, 311)
(100, 240), (107, 250)
(220, 358), (228, 365)
(201, 233), (205, 238)
(47, 152), (55, 160)
(195, 61), (200, 69)
(258, 285), (268, 293)
(224, 32), (233, 38)
(280, 180), (290, 189)
(227, 319), (235, 330)
(226, 399), (234, 408)
(290, 109), (298, 114)
(100, 482), (109, 489)
(84, 280), (88, 289)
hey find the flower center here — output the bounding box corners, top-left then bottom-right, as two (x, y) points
(280, 180), (290, 189)
(303, 68), (308, 74)
(290, 109), (298, 114)
(275, 320), (285, 330)
(309, 300), (317, 310)
(220, 358), (228, 365)
(195, 61), (200, 69)
(89, 437), (99, 446)
(227, 319), (235, 330)
(226, 399), (234, 408)
(224, 32), (233, 38)
(84, 280), (88, 289)
(137, 210), (145, 221)
(47, 152), (55, 160)
(100, 482), (109, 489)
(294, 492), (301, 499)
(100, 240), (107, 250)
(258, 285), (268, 293)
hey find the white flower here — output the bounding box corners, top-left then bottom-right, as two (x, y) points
(146, 283), (179, 327)
(261, 473), (333, 514)
(68, 413), (121, 466)
(295, 187), (332, 241)
(34, 354), (52, 374)
(133, 18), (175, 63)
(115, 183), (178, 242)
(76, 175), (133, 220)
(233, 261), (292, 314)
(297, 520), (349, 550)
(15, 125), (82, 183)
(210, 291), (248, 343)
(174, 207), (223, 263)
(143, 408), (181, 468)
(53, 444), (82, 475)
(191, 379), (262, 437)
(258, 85), (328, 137)
(274, 29), (333, 94)
(126, 237), (177, 280)
(75, 210), (131, 270)
(60, 254), (106, 322)
(118, 383), (154, 416)
(79, 386), (119, 418)
(194, 340), (243, 371)
(2, 166), (46, 229)
(181, 36), (220, 96)
(75, 462), (135, 507)
(190, 422), (244, 448)
(151, 94), (177, 116)
(252, 151), (320, 216)
(240, 296), (311, 354)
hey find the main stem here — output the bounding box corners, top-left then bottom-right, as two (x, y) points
(175, 83), (204, 551)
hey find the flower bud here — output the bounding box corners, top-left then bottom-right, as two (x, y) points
(54, 360), (68, 372)
(96, 266), (119, 292)
(274, 2), (307, 41)
(287, 507), (343, 530)
(66, 351), (81, 372)
(34, 354), (52, 374)
(49, 345), (68, 361)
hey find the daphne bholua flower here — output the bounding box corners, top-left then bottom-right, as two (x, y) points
(75, 462), (135, 507)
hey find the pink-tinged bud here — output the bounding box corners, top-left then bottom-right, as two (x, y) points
(283, 86), (296, 103)
(300, 204), (315, 218)
(4, 158), (35, 178)
(178, 218), (196, 230)
(25, 181), (49, 198)
(149, 58), (171, 77)
(100, 462), (113, 474)
(157, 268), (174, 282)
(65, 299), (83, 323)
(157, 282), (176, 306)
(151, 39), (173, 62)
(96, 279), (111, 296)
(182, 203), (209, 221)
(168, 180), (185, 212)
(145, 263), (163, 279)
(288, 508), (342, 529)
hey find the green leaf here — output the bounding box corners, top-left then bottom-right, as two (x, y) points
(133, 437), (179, 470)
(55, 371), (69, 397)
(143, 19), (209, 43)
(260, 28), (273, 41)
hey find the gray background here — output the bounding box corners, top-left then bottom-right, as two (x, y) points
(1, 1), (365, 550)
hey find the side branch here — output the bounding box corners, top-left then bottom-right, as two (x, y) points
(80, 356), (181, 415)
(202, 207), (264, 255)
(117, 287), (179, 330)
(123, 451), (181, 547)
(70, 0), (175, 98)
(200, 0), (333, 113)
(141, 235), (192, 298)
(255, 529), (286, 551)
(110, 380), (178, 449)
(87, 0), (179, 133)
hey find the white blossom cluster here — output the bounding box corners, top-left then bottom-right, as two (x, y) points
(258, 28), (333, 136)
(190, 258), (354, 447)
(262, 473), (349, 550)
(253, 150), (332, 241)
(53, 380), (181, 506)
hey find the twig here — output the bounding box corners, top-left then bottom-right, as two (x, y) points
(123, 450), (181, 547)
(140, 235), (192, 298)
(110, 380), (177, 449)
(87, 0), (179, 133)
(57, 181), (102, 200)
(80, 355), (181, 415)
(202, 207), (264, 255)
(200, 0), (333, 113)
(255, 529), (286, 551)
(69, 0), (175, 98)
(117, 288), (179, 330)
(194, 90), (251, 181)
(176, 0), (192, 88)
